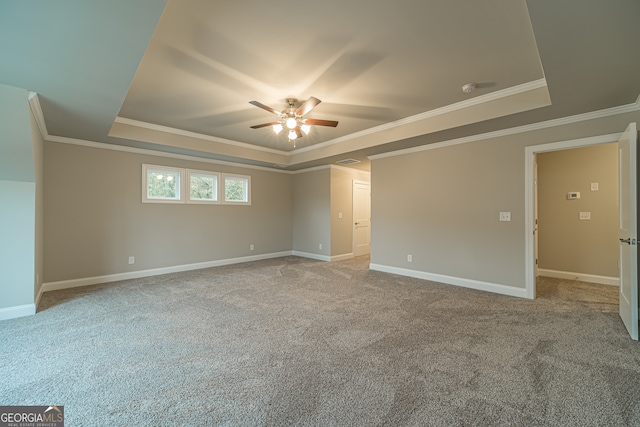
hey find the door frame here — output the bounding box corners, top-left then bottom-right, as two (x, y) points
(524, 132), (623, 299)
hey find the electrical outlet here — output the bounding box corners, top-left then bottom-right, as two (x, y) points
(579, 212), (591, 220)
(128, 256), (135, 264)
(250, 244), (254, 251)
(591, 183), (599, 191)
(319, 243), (323, 250)
(338, 212), (343, 219)
(499, 212), (511, 222)
(407, 254), (413, 262)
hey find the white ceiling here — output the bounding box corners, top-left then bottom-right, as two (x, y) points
(2, 0), (639, 171)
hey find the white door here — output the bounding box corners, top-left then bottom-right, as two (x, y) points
(353, 180), (371, 256)
(618, 122), (638, 340)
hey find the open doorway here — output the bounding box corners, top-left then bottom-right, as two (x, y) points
(536, 143), (619, 286)
(525, 134), (621, 299)
(534, 144), (619, 309)
(526, 124), (638, 340)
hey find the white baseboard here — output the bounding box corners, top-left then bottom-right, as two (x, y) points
(538, 269), (619, 286)
(369, 263), (528, 299)
(331, 253), (354, 262)
(42, 251), (293, 293)
(292, 251), (331, 262)
(0, 303), (36, 321)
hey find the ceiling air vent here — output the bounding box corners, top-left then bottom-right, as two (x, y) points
(335, 158), (361, 165)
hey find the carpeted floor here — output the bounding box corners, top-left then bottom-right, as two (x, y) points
(1, 256), (639, 426)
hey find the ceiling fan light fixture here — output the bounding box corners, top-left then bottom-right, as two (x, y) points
(249, 97), (339, 144)
(285, 117), (297, 129)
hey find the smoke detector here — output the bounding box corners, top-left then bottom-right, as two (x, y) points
(462, 83), (476, 93)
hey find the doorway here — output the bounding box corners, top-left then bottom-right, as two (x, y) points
(525, 133), (622, 298)
(527, 124), (638, 340)
(535, 143), (619, 288)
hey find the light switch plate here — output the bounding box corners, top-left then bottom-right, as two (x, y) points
(499, 212), (511, 222)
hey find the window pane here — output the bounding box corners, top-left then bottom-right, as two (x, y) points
(190, 173), (217, 201)
(147, 169), (180, 200)
(225, 176), (248, 202)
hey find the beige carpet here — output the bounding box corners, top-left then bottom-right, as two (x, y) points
(1, 256), (639, 426)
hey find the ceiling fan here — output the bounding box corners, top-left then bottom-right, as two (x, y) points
(249, 96), (338, 145)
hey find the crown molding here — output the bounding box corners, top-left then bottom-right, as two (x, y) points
(46, 135), (293, 174)
(294, 79), (548, 155)
(113, 116), (287, 156)
(28, 88), (640, 174)
(27, 92), (49, 139)
(368, 98), (640, 160)
(112, 79), (548, 160)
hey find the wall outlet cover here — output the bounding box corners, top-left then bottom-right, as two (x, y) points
(499, 212), (511, 222)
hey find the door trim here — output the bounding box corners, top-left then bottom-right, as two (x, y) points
(524, 132), (622, 299)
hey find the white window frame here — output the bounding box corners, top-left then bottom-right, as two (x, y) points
(222, 173), (251, 205)
(142, 164), (185, 204)
(187, 169), (220, 204)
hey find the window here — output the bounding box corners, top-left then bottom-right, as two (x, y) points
(142, 164), (183, 203)
(142, 165), (251, 205)
(187, 170), (219, 204)
(223, 174), (251, 205)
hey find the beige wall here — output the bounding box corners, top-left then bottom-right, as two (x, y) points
(43, 142), (293, 283)
(371, 111), (640, 291)
(537, 144), (619, 278)
(292, 168), (331, 257)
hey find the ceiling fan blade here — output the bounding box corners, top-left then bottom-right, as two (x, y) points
(250, 122), (280, 129)
(304, 118), (339, 127)
(296, 96), (321, 116)
(249, 101), (282, 116)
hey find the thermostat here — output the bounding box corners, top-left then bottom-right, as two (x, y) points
(567, 192), (580, 200)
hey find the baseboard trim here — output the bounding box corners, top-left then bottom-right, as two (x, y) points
(538, 269), (619, 286)
(42, 251), (293, 293)
(331, 253), (354, 262)
(369, 263), (528, 298)
(0, 303), (36, 321)
(292, 251), (331, 262)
